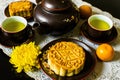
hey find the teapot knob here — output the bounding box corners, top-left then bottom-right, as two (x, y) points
(41, 0), (71, 12)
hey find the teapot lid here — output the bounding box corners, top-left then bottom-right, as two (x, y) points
(41, 0), (72, 12)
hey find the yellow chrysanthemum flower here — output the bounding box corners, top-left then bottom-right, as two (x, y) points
(9, 42), (41, 73)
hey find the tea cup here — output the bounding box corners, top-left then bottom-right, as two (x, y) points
(87, 14), (113, 39)
(1, 16), (31, 43)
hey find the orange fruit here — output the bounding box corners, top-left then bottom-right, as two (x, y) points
(96, 43), (114, 61)
(79, 5), (92, 19)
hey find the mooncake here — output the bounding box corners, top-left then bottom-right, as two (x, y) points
(9, 1), (33, 18)
(47, 41), (85, 76)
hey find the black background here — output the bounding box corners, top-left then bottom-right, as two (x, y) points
(83, 0), (120, 19)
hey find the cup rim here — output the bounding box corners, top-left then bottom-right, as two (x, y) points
(88, 14), (113, 31)
(1, 16), (27, 33)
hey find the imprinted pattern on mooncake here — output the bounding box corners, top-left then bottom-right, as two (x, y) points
(47, 41), (85, 76)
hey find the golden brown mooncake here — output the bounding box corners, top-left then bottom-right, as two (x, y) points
(9, 1), (33, 18)
(47, 41), (85, 76)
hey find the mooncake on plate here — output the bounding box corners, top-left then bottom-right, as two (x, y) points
(47, 41), (85, 76)
(9, 1), (33, 18)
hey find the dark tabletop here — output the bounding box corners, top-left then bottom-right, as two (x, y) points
(0, 49), (35, 80)
(83, 0), (120, 19)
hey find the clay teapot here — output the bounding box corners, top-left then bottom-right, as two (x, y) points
(36, 0), (42, 3)
(33, 0), (80, 35)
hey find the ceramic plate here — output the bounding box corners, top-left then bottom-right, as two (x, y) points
(80, 21), (118, 44)
(39, 38), (97, 80)
(4, 1), (36, 22)
(0, 25), (34, 47)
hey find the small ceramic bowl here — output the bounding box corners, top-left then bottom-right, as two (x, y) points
(1, 16), (31, 43)
(87, 14), (113, 39)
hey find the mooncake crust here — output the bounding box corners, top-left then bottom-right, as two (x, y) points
(9, 1), (33, 18)
(47, 41), (85, 76)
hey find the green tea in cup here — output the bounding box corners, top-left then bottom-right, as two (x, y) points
(2, 21), (25, 32)
(1, 16), (30, 43)
(88, 14), (113, 38)
(2, 16), (27, 32)
(88, 14), (113, 31)
(90, 19), (110, 30)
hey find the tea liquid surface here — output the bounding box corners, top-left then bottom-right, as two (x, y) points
(90, 20), (110, 30)
(3, 21), (25, 32)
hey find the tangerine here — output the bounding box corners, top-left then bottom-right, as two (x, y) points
(79, 5), (92, 19)
(96, 43), (114, 61)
